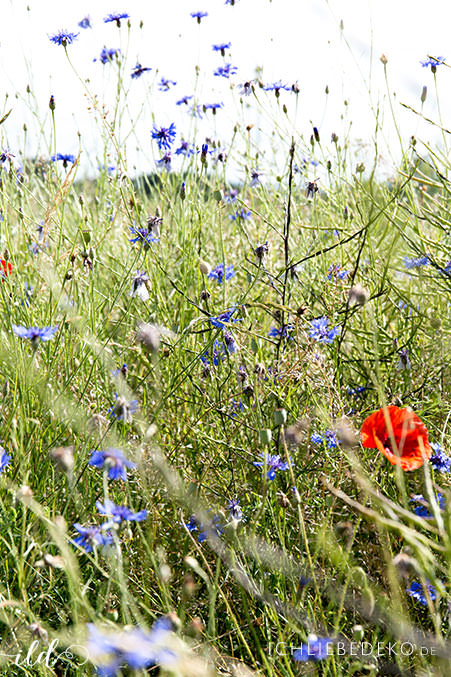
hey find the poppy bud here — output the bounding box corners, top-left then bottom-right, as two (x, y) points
(259, 429), (272, 445)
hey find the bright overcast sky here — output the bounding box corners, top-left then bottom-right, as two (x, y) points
(1, 0), (451, 178)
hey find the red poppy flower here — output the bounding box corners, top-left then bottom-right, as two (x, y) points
(360, 406), (431, 471)
(0, 259), (12, 279)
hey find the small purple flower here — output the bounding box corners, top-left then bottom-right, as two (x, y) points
(430, 443), (451, 473)
(208, 263), (235, 283)
(268, 324), (293, 340)
(396, 348), (411, 371)
(421, 56), (445, 69)
(104, 12), (130, 27)
(49, 31), (79, 46)
(200, 340), (226, 366)
(404, 255), (429, 269)
(209, 307), (240, 329)
(191, 11), (208, 23)
(223, 331), (238, 354)
(176, 95), (193, 105)
(158, 77), (177, 92)
(88, 447), (136, 481)
(310, 433), (324, 445)
(156, 152), (172, 171)
(189, 104), (204, 118)
(309, 317), (340, 344)
(108, 393), (139, 422)
(96, 498), (147, 525)
(327, 264), (349, 280)
(13, 325), (59, 345)
(212, 42), (231, 56)
(253, 452), (291, 480)
(185, 513), (223, 542)
(86, 619), (175, 673)
(0, 447), (11, 475)
(230, 208), (252, 221)
(407, 581), (437, 606)
(72, 524), (113, 553)
(175, 140), (195, 157)
(51, 153), (76, 167)
(214, 63), (237, 78)
(293, 636), (333, 662)
(78, 16), (92, 29)
(131, 63), (152, 79)
(250, 170), (262, 187)
(203, 102), (224, 114)
(263, 81), (291, 95)
(237, 81), (254, 96)
(411, 492), (445, 518)
(151, 123), (176, 151)
(95, 47), (120, 64)
(129, 225), (159, 247)
(130, 270), (150, 301)
(228, 498), (243, 521)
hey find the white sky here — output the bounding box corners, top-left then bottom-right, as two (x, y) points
(1, 0), (451, 179)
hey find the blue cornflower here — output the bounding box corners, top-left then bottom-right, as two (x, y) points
(293, 636), (333, 662)
(111, 363), (127, 379)
(253, 452), (291, 480)
(404, 255), (429, 269)
(78, 16), (91, 29)
(130, 270), (150, 301)
(225, 0), (239, 4)
(51, 153), (76, 167)
(421, 56), (445, 68)
(95, 47), (120, 64)
(96, 499), (147, 525)
(156, 152), (172, 170)
(203, 102), (224, 113)
(263, 81), (291, 95)
(327, 264), (350, 280)
(86, 619), (175, 675)
(228, 498), (243, 521)
(214, 63), (237, 78)
(224, 189), (239, 203)
(108, 393), (139, 422)
(411, 493), (445, 519)
(250, 170), (262, 187)
(223, 331), (238, 354)
(131, 63), (151, 79)
(209, 306), (240, 329)
(191, 11), (208, 22)
(309, 317), (340, 344)
(439, 261), (451, 276)
(176, 95), (193, 105)
(49, 31), (79, 46)
(158, 77), (177, 91)
(175, 140), (195, 157)
(310, 432), (324, 445)
(88, 447), (136, 481)
(200, 340), (226, 366)
(189, 104), (204, 118)
(72, 524), (113, 553)
(208, 263), (235, 283)
(0, 447), (11, 475)
(104, 12), (130, 26)
(324, 430), (339, 449)
(407, 581), (437, 606)
(129, 225), (159, 247)
(184, 514), (224, 542)
(230, 208), (251, 221)
(430, 443), (451, 473)
(268, 324), (294, 339)
(13, 325), (58, 345)
(212, 42), (231, 55)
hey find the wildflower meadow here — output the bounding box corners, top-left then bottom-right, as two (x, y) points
(1, 1), (451, 675)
